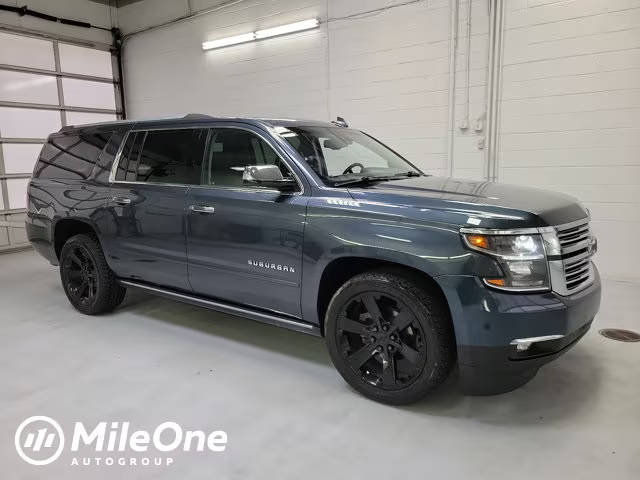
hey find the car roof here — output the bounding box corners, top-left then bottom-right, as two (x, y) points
(59, 113), (338, 134)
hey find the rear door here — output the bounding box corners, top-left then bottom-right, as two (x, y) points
(105, 127), (208, 290)
(186, 125), (308, 317)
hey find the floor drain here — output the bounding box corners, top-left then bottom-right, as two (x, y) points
(599, 328), (640, 342)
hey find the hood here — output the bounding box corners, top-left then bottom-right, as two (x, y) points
(346, 176), (588, 229)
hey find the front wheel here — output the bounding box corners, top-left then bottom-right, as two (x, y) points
(325, 270), (455, 405)
(59, 234), (126, 315)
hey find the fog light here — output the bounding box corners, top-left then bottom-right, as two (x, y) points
(510, 334), (565, 352)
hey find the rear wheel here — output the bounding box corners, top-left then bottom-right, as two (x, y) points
(325, 270), (455, 405)
(59, 234), (126, 315)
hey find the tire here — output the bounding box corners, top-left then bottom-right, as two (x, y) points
(325, 269), (455, 405)
(59, 234), (126, 315)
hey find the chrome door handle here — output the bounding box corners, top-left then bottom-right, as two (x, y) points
(112, 196), (132, 205)
(189, 205), (215, 214)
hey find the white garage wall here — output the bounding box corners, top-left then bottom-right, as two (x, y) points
(328, 0), (488, 178)
(121, 0), (488, 179)
(498, 0), (640, 281)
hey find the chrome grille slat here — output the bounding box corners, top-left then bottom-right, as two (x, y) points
(564, 249), (591, 264)
(565, 261), (589, 275)
(561, 241), (590, 255)
(550, 218), (594, 295)
(558, 225), (589, 237)
(566, 268), (590, 282)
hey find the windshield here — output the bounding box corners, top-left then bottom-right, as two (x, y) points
(274, 126), (422, 185)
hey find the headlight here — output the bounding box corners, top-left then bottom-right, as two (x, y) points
(461, 231), (550, 292)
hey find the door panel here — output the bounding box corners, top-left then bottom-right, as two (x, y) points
(186, 126), (308, 317)
(106, 183), (189, 290)
(102, 127), (208, 290)
(187, 187), (306, 316)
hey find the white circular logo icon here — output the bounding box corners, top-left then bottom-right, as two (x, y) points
(15, 416), (65, 466)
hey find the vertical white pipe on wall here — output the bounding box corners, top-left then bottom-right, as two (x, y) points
(446, 0), (459, 176)
(485, 0), (505, 181)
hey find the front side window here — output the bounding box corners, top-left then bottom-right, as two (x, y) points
(115, 129), (208, 184)
(275, 126), (421, 185)
(204, 128), (293, 188)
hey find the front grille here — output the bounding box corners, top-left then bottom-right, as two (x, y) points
(555, 220), (593, 294)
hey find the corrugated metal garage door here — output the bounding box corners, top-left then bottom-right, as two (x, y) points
(0, 29), (121, 252)
(497, 0), (640, 280)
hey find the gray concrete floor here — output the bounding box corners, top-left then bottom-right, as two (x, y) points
(1, 249), (639, 479)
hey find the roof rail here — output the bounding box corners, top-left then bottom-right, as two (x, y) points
(183, 113), (213, 120)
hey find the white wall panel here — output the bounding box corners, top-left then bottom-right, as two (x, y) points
(0, 107), (61, 138)
(123, 0), (489, 178)
(499, 0), (640, 280)
(0, 70), (58, 105)
(0, 32), (54, 70)
(6, 178), (30, 210)
(124, 0), (329, 120)
(2, 143), (42, 174)
(61, 78), (116, 109)
(59, 43), (114, 78)
(118, 0), (190, 34)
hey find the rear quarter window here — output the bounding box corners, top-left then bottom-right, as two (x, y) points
(33, 131), (113, 180)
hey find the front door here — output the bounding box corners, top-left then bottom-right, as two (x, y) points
(105, 127), (208, 291)
(186, 126), (307, 317)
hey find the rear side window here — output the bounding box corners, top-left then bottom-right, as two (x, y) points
(33, 131), (113, 180)
(114, 132), (144, 182)
(115, 129), (208, 185)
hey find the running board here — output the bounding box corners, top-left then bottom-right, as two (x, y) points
(119, 279), (321, 336)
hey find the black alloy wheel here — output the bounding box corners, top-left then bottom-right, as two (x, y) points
(337, 292), (427, 390)
(62, 244), (98, 306)
(59, 234), (126, 315)
(325, 270), (455, 405)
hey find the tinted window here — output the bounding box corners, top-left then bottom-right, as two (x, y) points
(34, 131), (113, 180)
(137, 129), (208, 184)
(114, 131), (144, 182)
(205, 129), (291, 187)
(93, 129), (127, 184)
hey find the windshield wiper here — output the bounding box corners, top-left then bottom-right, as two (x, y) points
(332, 171), (422, 187)
(333, 176), (393, 187)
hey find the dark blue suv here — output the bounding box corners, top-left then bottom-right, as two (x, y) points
(26, 115), (601, 404)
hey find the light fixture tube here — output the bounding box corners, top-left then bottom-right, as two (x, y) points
(254, 18), (320, 39)
(202, 32), (255, 50)
(202, 18), (319, 51)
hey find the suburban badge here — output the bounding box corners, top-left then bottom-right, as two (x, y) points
(248, 259), (295, 273)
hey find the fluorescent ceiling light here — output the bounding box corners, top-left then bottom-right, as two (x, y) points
(202, 32), (255, 50)
(202, 18), (319, 51)
(255, 18), (320, 39)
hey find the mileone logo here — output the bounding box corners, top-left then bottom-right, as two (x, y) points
(248, 259), (295, 273)
(15, 416), (227, 467)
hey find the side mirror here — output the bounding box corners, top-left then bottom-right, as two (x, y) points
(242, 165), (298, 191)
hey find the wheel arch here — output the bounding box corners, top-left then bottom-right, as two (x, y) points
(314, 255), (453, 338)
(53, 217), (102, 260)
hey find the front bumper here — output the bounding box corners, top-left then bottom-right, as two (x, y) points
(436, 264), (601, 395)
